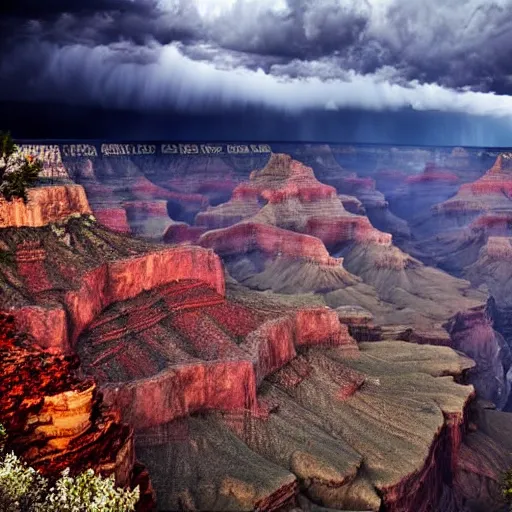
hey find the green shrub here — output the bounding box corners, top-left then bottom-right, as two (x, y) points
(0, 424), (139, 512)
(504, 469), (512, 510)
(0, 132), (42, 202)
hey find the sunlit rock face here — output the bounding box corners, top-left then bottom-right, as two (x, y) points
(0, 185), (91, 227)
(279, 144), (411, 241)
(0, 217), (224, 353)
(0, 312), (155, 511)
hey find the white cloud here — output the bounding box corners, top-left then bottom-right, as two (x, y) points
(30, 42), (512, 117)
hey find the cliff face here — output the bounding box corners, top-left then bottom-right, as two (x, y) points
(75, 279), (354, 429)
(444, 306), (511, 410)
(15, 245), (225, 353)
(0, 313), (155, 511)
(135, 340), (481, 512)
(0, 216), (225, 353)
(0, 185), (92, 228)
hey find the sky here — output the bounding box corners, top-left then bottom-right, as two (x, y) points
(1, 0), (512, 145)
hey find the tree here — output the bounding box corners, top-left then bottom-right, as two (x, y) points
(0, 132), (42, 202)
(0, 424), (139, 512)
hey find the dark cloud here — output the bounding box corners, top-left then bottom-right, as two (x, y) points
(0, 0), (512, 118)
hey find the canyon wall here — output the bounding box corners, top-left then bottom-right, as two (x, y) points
(0, 185), (91, 227)
(13, 246), (225, 352)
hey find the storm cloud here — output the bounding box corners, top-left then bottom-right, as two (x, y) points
(1, 0), (512, 118)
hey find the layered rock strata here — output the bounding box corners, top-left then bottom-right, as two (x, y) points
(0, 216), (224, 353)
(0, 185), (91, 228)
(0, 312), (155, 511)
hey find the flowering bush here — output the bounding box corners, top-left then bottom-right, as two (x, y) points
(0, 424), (139, 512)
(0, 131), (42, 202)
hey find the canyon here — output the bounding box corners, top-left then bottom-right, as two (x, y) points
(1, 143), (512, 512)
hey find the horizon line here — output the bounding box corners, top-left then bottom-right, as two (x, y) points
(10, 138), (512, 150)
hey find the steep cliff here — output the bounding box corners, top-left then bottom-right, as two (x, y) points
(135, 340), (488, 512)
(0, 185), (91, 228)
(0, 217), (224, 353)
(0, 312), (155, 511)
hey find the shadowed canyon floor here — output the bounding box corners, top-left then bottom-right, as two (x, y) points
(2, 142), (512, 512)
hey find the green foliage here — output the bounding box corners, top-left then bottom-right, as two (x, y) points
(0, 424), (139, 512)
(0, 131), (42, 203)
(504, 469), (512, 510)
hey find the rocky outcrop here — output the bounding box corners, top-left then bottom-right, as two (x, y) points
(0, 312), (155, 511)
(75, 279), (353, 429)
(417, 154), (512, 236)
(0, 219), (225, 353)
(288, 145), (410, 240)
(195, 154), (392, 249)
(444, 306), (511, 409)
(136, 340), (479, 512)
(0, 185), (91, 227)
(200, 222), (345, 266)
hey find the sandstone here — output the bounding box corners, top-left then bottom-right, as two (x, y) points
(93, 207), (132, 234)
(74, 280), (354, 429)
(0, 313), (155, 510)
(0, 219), (225, 352)
(0, 185), (91, 227)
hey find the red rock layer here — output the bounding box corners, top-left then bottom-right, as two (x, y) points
(406, 163), (459, 184)
(0, 312), (155, 511)
(93, 208), (132, 234)
(0, 185), (92, 228)
(78, 278), (354, 429)
(305, 216), (391, 247)
(459, 155), (512, 196)
(469, 213), (512, 235)
(199, 222), (344, 266)
(233, 154), (338, 204)
(435, 154), (512, 215)
(163, 222), (207, 245)
(12, 246), (225, 353)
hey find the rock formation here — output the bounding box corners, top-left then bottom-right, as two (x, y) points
(0, 216), (224, 353)
(64, 156), (207, 238)
(0, 185), (91, 228)
(414, 154), (512, 237)
(0, 312), (155, 511)
(285, 144), (411, 241)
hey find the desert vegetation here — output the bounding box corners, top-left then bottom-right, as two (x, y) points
(0, 423), (140, 512)
(0, 132), (42, 202)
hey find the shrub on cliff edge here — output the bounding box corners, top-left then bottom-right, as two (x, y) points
(0, 424), (139, 512)
(504, 469), (512, 511)
(0, 131), (42, 202)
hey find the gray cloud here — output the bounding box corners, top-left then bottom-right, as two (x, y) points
(1, 0), (512, 116)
